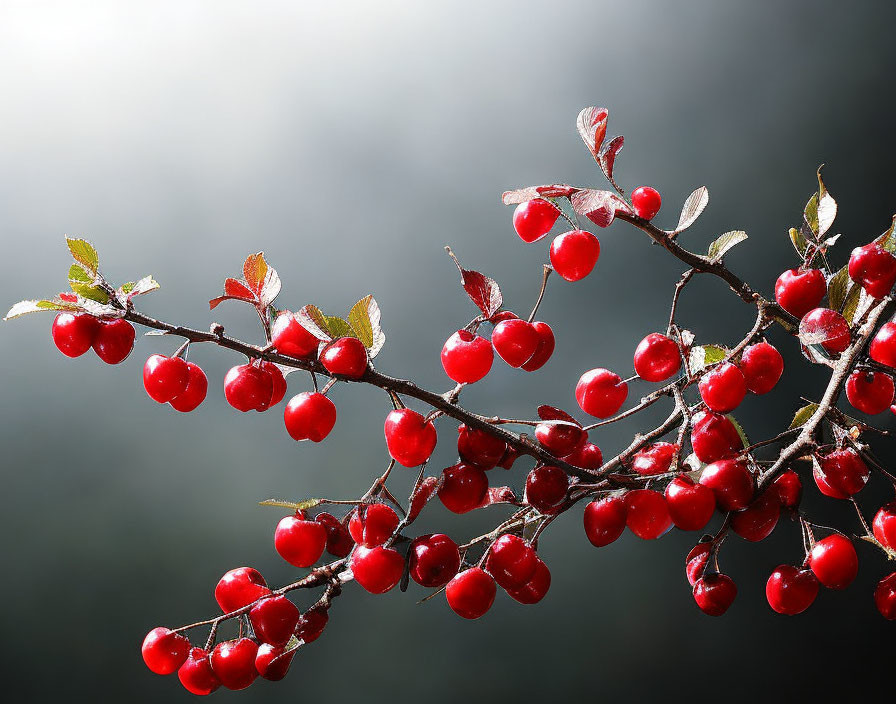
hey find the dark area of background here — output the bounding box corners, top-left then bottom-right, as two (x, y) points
(2, 1), (895, 701)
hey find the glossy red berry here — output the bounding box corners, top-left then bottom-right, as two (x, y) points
(284, 392), (337, 442)
(772, 469), (802, 510)
(583, 496), (627, 547)
(441, 329), (494, 383)
(872, 502), (896, 550)
(142, 627), (190, 675)
(295, 606), (329, 643)
(739, 342), (784, 394)
(143, 354), (190, 403)
(349, 504), (399, 547)
(315, 512), (354, 557)
(457, 424), (507, 469)
(92, 318), (135, 364)
(665, 475), (715, 531)
(698, 362), (747, 413)
(730, 490), (780, 542)
(51, 312), (99, 357)
(506, 558), (551, 605)
(178, 648), (221, 696)
(438, 462), (488, 514)
(631, 186), (662, 220)
(625, 489), (672, 540)
(513, 198), (560, 243)
(575, 368), (628, 418)
(845, 369), (894, 414)
(169, 362), (208, 412)
(774, 268), (826, 319)
(520, 322), (555, 372)
(814, 448), (869, 499)
(809, 534), (858, 590)
(848, 241), (896, 299)
(874, 572), (896, 619)
(693, 574), (737, 616)
(319, 337), (368, 379)
(249, 596), (300, 646)
(563, 441), (603, 470)
(350, 545), (404, 594)
(258, 361), (286, 410)
(223, 363), (273, 412)
(690, 411), (743, 464)
(409, 533), (461, 588)
(870, 322), (896, 367)
(274, 511), (328, 567)
(766, 565), (819, 615)
(632, 442), (678, 476)
(535, 421), (586, 457)
(549, 229), (601, 282)
(486, 534), (538, 589)
(271, 311), (319, 359)
(492, 319), (540, 368)
(633, 333), (681, 382)
(255, 643), (295, 682)
(214, 567), (271, 614)
(211, 638), (258, 691)
(384, 408), (438, 467)
(685, 542), (711, 586)
(446, 567), (496, 619)
(525, 465), (569, 513)
(700, 459), (754, 511)
(800, 308), (851, 354)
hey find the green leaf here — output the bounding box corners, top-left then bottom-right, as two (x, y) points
(675, 186), (709, 233)
(296, 305), (332, 341)
(259, 498), (322, 511)
(789, 403), (819, 430)
(876, 215), (896, 254)
(726, 414), (750, 449)
(707, 230), (748, 263)
(121, 275), (159, 298)
(827, 265), (850, 311)
(841, 284), (864, 324)
(804, 193), (819, 235)
(324, 316), (356, 340)
(689, 344), (727, 373)
(347, 295), (386, 358)
(789, 227), (808, 258)
(4, 297), (80, 320)
(66, 237), (99, 275)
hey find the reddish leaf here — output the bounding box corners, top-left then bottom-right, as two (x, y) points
(474, 486), (519, 510)
(225, 278), (256, 300)
(537, 405), (581, 426)
(502, 184), (577, 206)
(446, 249), (502, 318)
(576, 106), (609, 161)
(408, 476), (439, 522)
(243, 253), (268, 296)
(570, 189), (629, 228)
(599, 135), (624, 182)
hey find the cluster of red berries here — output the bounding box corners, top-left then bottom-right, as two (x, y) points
(51, 312), (135, 364)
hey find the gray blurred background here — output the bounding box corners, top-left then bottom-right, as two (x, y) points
(2, 0), (895, 700)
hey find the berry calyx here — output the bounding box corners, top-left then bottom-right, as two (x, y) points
(624, 489), (672, 540)
(506, 558), (551, 604)
(92, 318), (135, 364)
(698, 362), (747, 413)
(178, 648), (221, 696)
(249, 595), (300, 646)
(408, 533), (461, 588)
(808, 534), (858, 590)
(870, 322), (896, 367)
(633, 332), (681, 382)
(520, 322), (555, 372)
(772, 469), (802, 510)
(457, 424), (507, 469)
(774, 268), (826, 319)
(766, 565), (819, 615)
(214, 567), (271, 614)
(315, 512), (354, 557)
(348, 503), (400, 547)
(512, 198), (560, 243)
(874, 572), (896, 619)
(210, 637), (259, 691)
(848, 241), (896, 299)
(143, 354), (190, 404)
(274, 511), (328, 567)
(534, 420), (586, 457)
(492, 319), (540, 368)
(525, 465), (569, 514)
(350, 545), (405, 594)
(446, 567), (496, 619)
(800, 308), (851, 355)
(441, 329), (494, 383)
(739, 341), (784, 395)
(699, 459), (754, 511)
(223, 362), (273, 412)
(255, 643), (295, 682)
(384, 408), (438, 467)
(693, 573), (737, 616)
(284, 392), (337, 442)
(549, 229), (601, 282)
(690, 411), (743, 464)
(632, 442), (678, 476)
(631, 186), (662, 220)
(51, 312), (99, 358)
(575, 368), (628, 418)
(814, 448), (869, 498)
(319, 337), (368, 379)
(664, 475), (715, 531)
(583, 496), (627, 547)
(437, 462), (488, 514)
(169, 362), (208, 413)
(486, 534), (538, 589)
(872, 502), (896, 550)
(142, 627), (190, 675)
(729, 490), (780, 542)
(271, 311), (319, 359)
(845, 369), (894, 415)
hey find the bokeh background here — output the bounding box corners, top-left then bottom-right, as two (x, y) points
(2, 0), (895, 700)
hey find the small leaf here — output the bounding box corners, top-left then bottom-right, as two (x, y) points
(210, 277), (260, 310)
(827, 266), (850, 311)
(445, 249), (502, 318)
(814, 167), (837, 237)
(789, 403), (819, 430)
(347, 295), (386, 358)
(66, 237), (99, 274)
(4, 298), (79, 320)
(501, 185), (576, 206)
(569, 189), (628, 228)
(688, 344), (727, 373)
(726, 415), (750, 449)
(259, 498), (322, 511)
(536, 405), (581, 426)
(804, 192), (820, 236)
(675, 187), (709, 233)
(126, 275), (160, 298)
(576, 106), (609, 161)
(875, 215), (896, 254)
(598, 135), (624, 183)
(789, 227), (809, 257)
(296, 305), (334, 341)
(68, 263), (109, 303)
(324, 316), (357, 340)
(259, 266), (281, 309)
(243, 252), (268, 295)
(707, 230), (748, 263)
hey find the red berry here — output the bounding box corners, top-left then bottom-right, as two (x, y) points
(144, 354), (190, 403)
(249, 595), (300, 646)
(497, 446), (522, 469)
(255, 643), (295, 681)
(693, 574), (737, 616)
(632, 442), (678, 476)
(872, 502), (896, 550)
(284, 391), (337, 442)
(506, 558), (551, 605)
(809, 534), (858, 590)
(295, 606), (329, 643)
(520, 322), (555, 372)
(492, 319), (540, 368)
(664, 475), (715, 531)
(457, 424), (507, 469)
(142, 626), (190, 675)
(575, 368), (628, 418)
(441, 329), (493, 383)
(513, 198), (560, 243)
(446, 567), (496, 619)
(438, 462), (488, 514)
(685, 542), (711, 586)
(315, 512), (354, 557)
(563, 441), (603, 470)
(870, 322), (896, 367)
(766, 565), (819, 615)
(349, 503), (399, 547)
(214, 567), (271, 614)
(800, 308), (851, 354)
(486, 534), (538, 589)
(814, 448), (869, 499)
(690, 411), (743, 464)
(730, 490), (780, 542)
(625, 489), (672, 540)
(211, 638), (258, 691)
(384, 408), (438, 467)
(583, 496), (627, 547)
(845, 369), (894, 414)
(739, 342), (784, 394)
(350, 545), (404, 594)
(535, 420), (586, 457)
(699, 459), (754, 511)
(631, 186), (662, 220)
(51, 312), (99, 357)
(178, 647), (221, 696)
(274, 511), (328, 567)
(258, 361), (286, 410)
(874, 572), (896, 619)
(169, 362), (208, 412)
(775, 268), (826, 319)
(409, 533), (461, 588)
(223, 363), (273, 412)
(772, 469), (802, 510)
(271, 311), (319, 359)
(319, 337), (368, 378)
(698, 362), (747, 413)
(848, 241), (896, 299)
(525, 465), (569, 513)
(92, 318), (135, 364)
(633, 333), (681, 382)
(549, 229), (601, 282)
